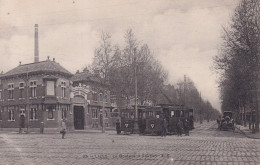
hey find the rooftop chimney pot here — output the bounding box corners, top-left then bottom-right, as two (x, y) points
(19, 61), (21, 65)
(53, 58), (55, 62)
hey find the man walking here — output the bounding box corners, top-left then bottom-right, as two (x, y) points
(116, 119), (121, 135)
(184, 119), (190, 136)
(60, 119), (66, 139)
(177, 119), (183, 136)
(162, 118), (167, 137)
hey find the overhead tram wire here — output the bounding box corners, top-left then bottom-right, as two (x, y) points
(0, 3), (237, 32)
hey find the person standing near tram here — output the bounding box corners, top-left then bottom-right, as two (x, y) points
(177, 119), (183, 136)
(116, 119), (121, 135)
(162, 117), (167, 137)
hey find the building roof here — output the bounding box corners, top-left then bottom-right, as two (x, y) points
(0, 60), (72, 78)
(71, 71), (101, 83)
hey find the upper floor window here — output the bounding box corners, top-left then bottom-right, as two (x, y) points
(92, 109), (98, 118)
(105, 110), (108, 118)
(30, 81), (37, 97)
(0, 90), (2, 100)
(8, 109), (15, 121)
(104, 94), (108, 102)
(0, 109), (2, 120)
(46, 81), (55, 96)
(61, 81), (66, 98)
(19, 82), (24, 98)
(99, 93), (102, 101)
(8, 83), (14, 99)
(92, 93), (98, 101)
(30, 108), (37, 120)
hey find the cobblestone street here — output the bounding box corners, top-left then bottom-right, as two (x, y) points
(0, 122), (259, 165)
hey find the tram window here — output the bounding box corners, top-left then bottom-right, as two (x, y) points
(130, 112), (134, 119)
(142, 113), (146, 119)
(121, 112), (129, 118)
(171, 111), (175, 117)
(148, 111), (154, 117)
(176, 111), (180, 117)
(180, 110), (184, 117)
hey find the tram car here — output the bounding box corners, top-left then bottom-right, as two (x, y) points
(219, 111), (235, 131)
(120, 108), (135, 133)
(140, 104), (194, 135)
(154, 104), (193, 135)
(139, 106), (164, 135)
(119, 104), (194, 135)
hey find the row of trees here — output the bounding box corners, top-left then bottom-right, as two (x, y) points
(214, 0), (260, 132)
(159, 77), (220, 121)
(86, 29), (220, 121)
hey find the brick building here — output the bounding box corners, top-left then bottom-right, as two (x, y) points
(0, 57), (73, 131)
(0, 24), (119, 132)
(71, 70), (119, 129)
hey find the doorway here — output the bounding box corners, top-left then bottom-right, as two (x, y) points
(74, 106), (85, 129)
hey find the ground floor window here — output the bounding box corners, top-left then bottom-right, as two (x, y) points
(0, 110), (2, 120)
(47, 105), (55, 120)
(30, 108), (37, 120)
(62, 108), (67, 119)
(8, 109), (15, 121)
(48, 110), (54, 119)
(92, 109), (98, 118)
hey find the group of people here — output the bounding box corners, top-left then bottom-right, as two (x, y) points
(176, 119), (190, 136)
(162, 118), (191, 136)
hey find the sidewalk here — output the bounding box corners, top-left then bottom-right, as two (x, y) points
(236, 125), (260, 139)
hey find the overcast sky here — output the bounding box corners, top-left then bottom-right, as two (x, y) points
(0, 0), (240, 111)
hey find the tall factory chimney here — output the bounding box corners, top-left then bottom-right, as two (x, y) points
(34, 24), (39, 62)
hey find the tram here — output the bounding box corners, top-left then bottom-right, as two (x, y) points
(120, 104), (194, 135)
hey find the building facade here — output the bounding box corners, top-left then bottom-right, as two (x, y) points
(0, 58), (72, 131)
(71, 70), (119, 129)
(0, 24), (119, 132)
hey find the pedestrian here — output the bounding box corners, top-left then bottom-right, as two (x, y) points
(184, 119), (190, 136)
(60, 119), (66, 139)
(116, 119), (121, 135)
(217, 115), (221, 129)
(162, 118), (167, 137)
(177, 119), (183, 136)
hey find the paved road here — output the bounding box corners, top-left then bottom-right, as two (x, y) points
(0, 122), (259, 165)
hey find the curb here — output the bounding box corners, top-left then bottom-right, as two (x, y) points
(235, 126), (260, 139)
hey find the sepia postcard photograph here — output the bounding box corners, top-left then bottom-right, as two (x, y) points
(0, 0), (259, 164)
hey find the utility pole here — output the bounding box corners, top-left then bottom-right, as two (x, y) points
(26, 69), (29, 133)
(133, 48), (139, 134)
(200, 92), (202, 124)
(184, 75), (186, 106)
(207, 101), (209, 122)
(102, 93), (105, 133)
